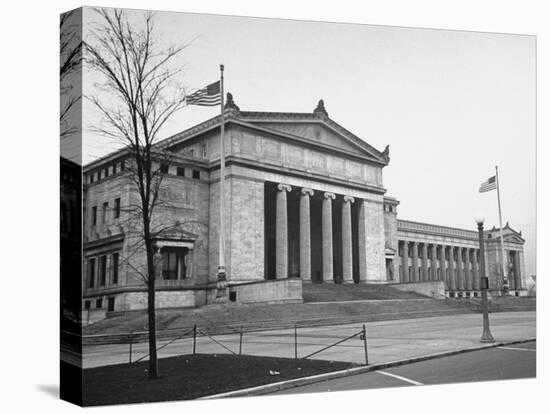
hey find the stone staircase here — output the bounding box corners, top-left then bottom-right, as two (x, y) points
(302, 282), (428, 302)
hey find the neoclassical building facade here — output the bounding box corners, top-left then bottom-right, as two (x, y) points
(82, 97), (526, 321)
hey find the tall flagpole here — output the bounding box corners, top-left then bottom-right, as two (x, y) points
(217, 64), (227, 299)
(495, 165), (508, 294)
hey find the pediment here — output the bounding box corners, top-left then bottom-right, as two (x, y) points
(503, 234), (524, 244)
(241, 117), (388, 163)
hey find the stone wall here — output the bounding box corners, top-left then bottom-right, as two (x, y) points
(392, 280), (446, 299)
(229, 279), (303, 304)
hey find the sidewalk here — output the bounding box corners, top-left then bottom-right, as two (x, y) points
(82, 311), (535, 368)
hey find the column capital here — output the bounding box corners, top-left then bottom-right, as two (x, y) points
(323, 192), (336, 200)
(277, 183), (292, 192)
(343, 195), (355, 203)
(301, 187), (314, 197)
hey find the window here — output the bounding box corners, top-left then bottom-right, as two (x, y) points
(87, 258), (96, 288)
(112, 164), (117, 175)
(107, 297), (115, 312)
(104, 167), (109, 178)
(177, 167), (185, 177)
(192, 169), (200, 179)
(445, 248), (449, 260)
(162, 248), (186, 280)
(120, 161), (125, 171)
(389, 206), (393, 212)
(99, 255), (107, 286)
(114, 198), (121, 219)
(90, 174), (95, 184)
(92, 206), (97, 226)
(111, 252), (119, 284)
(98, 169), (102, 180)
(102, 202), (108, 224)
(96, 298), (103, 308)
(160, 164), (169, 174)
(200, 143), (207, 158)
(84, 300), (91, 310)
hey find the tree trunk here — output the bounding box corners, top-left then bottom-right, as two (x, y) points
(145, 235), (159, 379)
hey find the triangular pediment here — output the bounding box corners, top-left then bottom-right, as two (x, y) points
(238, 116), (388, 163)
(503, 233), (524, 244)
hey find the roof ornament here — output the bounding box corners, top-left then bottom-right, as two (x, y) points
(382, 145), (390, 161)
(313, 99), (328, 117)
(224, 92), (240, 112)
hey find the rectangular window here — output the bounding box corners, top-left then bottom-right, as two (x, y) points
(112, 164), (117, 175)
(87, 258), (96, 288)
(160, 164), (169, 174)
(177, 167), (185, 177)
(192, 169), (200, 179)
(90, 174), (95, 184)
(104, 168), (109, 178)
(92, 206), (97, 226)
(102, 202), (108, 224)
(120, 161), (125, 171)
(114, 198), (121, 219)
(111, 252), (119, 284)
(98, 169), (102, 180)
(107, 297), (115, 312)
(162, 248), (186, 280)
(96, 298), (103, 309)
(84, 300), (91, 310)
(99, 255), (107, 286)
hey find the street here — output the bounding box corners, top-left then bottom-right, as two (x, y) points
(272, 340), (536, 394)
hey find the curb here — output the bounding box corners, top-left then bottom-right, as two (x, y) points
(199, 337), (536, 399)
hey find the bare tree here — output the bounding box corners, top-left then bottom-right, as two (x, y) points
(60, 10), (83, 139)
(85, 8), (189, 379)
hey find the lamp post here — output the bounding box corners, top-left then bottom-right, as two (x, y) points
(475, 215), (495, 343)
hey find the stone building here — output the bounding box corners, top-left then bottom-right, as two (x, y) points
(81, 97), (527, 322)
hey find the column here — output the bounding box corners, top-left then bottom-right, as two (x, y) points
(411, 241), (419, 282)
(448, 246), (456, 291)
(358, 199), (367, 283)
(421, 243), (428, 281)
(322, 192), (335, 282)
(472, 248), (480, 290)
(341, 196), (354, 284)
(401, 241), (408, 282)
(515, 251), (523, 290)
(456, 247), (464, 290)
(276, 184), (291, 279)
(464, 249), (472, 291)
(430, 244), (438, 281)
(299, 188), (314, 282)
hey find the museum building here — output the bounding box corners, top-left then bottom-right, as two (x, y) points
(82, 96), (526, 322)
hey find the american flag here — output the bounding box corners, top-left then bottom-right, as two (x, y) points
(479, 175), (497, 193)
(186, 81), (221, 106)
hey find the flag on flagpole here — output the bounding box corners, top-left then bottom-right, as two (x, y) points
(186, 81), (221, 106)
(479, 175), (497, 193)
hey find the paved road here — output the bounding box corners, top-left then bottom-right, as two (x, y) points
(273, 340), (536, 394)
(82, 311), (535, 368)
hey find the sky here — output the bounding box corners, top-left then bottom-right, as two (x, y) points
(79, 8), (536, 276)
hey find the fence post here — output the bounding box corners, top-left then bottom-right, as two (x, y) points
(128, 331), (133, 364)
(239, 326), (243, 355)
(193, 325), (197, 355)
(362, 324), (369, 365)
(294, 324), (298, 360)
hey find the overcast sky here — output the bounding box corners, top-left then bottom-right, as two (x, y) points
(81, 8), (536, 276)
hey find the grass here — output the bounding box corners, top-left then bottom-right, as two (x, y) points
(82, 354), (356, 406)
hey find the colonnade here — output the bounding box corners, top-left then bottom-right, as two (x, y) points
(275, 183), (363, 283)
(399, 241), (482, 295)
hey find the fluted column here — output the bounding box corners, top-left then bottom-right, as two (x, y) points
(411, 242), (419, 282)
(515, 251), (523, 290)
(276, 184), (291, 279)
(456, 247), (464, 290)
(341, 196), (355, 284)
(299, 188), (314, 282)
(421, 243), (428, 281)
(472, 248), (480, 290)
(358, 199), (367, 283)
(322, 192), (336, 282)
(430, 244), (438, 281)
(449, 246), (456, 291)
(401, 241), (408, 282)
(464, 249), (472, 291)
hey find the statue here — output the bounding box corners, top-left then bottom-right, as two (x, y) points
(382, 145), (390, 161)
(224, 92), (240, 111)
(313, 99), (328, 117)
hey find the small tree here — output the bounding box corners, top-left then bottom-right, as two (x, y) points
(85, 8), (189, 379)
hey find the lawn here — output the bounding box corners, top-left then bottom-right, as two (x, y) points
(82, 354), (356, 406)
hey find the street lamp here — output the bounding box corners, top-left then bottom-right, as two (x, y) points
(475, 215), (495, 343)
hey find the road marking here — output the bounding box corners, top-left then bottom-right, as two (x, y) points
(498, 346), (536, 352)
(376, 370), (424, 386)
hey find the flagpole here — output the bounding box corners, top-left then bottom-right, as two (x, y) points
(217, 64), (227, 298)
(495, 165), (508, 294)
